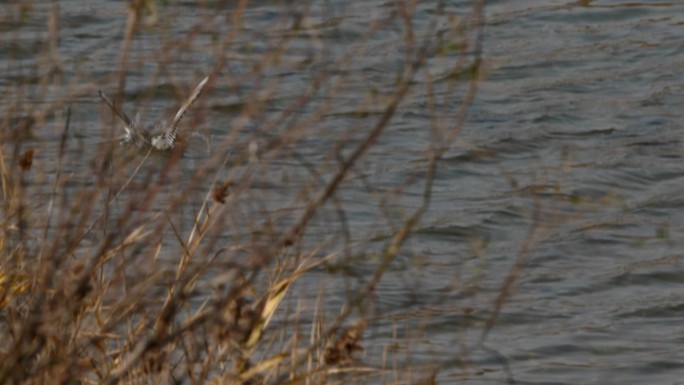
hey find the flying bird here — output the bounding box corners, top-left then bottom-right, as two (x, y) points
(99, 76), (209, 151)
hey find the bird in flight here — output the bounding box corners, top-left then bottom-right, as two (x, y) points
(99, 76), (209, 151)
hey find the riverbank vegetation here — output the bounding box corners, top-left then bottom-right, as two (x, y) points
(0, 1), (502, 384)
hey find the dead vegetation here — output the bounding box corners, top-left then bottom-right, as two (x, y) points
(0, 1), (491, 384)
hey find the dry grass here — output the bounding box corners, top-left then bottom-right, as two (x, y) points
(0, 1), (494, 384)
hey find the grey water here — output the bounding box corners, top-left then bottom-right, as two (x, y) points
(3, 1), (684, 384)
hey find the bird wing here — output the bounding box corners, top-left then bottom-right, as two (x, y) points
(98, 90), (133, 127)
(164, 76), (210, 146)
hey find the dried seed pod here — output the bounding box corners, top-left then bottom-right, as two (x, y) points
(213, 181), (231, 204)
(19, 149), (34, 170)
(324, 321), (366, 366)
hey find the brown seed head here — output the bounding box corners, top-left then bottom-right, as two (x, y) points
(19, 149), (34, 170)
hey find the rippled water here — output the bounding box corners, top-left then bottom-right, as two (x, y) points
(3, 1), (684, 384)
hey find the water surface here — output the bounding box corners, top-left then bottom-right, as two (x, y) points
(3, 1), (684, 384)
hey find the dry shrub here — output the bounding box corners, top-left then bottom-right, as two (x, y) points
(0, 1), (488, 384)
